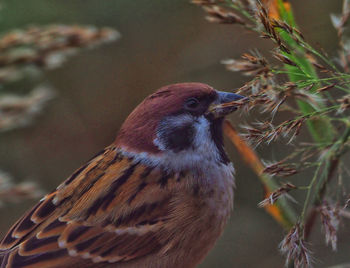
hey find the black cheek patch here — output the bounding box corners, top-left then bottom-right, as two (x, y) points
(158, 123), (195, 152)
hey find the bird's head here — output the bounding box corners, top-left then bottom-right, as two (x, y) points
(115, 83), (245, 170)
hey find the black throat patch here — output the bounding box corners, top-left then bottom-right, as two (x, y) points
(207, 116), (230, 164)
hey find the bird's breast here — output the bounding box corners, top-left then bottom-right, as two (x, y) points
(162, 162), (235, 268)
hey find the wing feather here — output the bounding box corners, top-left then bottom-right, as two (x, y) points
(0, 145), (179, 267)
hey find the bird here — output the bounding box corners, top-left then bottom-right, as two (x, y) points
(0, 82), (245, 268)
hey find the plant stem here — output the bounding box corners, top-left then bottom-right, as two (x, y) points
(300, 163), (322, 223)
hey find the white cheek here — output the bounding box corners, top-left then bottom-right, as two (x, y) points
(192, 116), (217, 155)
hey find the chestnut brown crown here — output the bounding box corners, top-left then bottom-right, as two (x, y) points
(115, 82), (243, 156)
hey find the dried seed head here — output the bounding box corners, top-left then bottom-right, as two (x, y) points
(280, 224), (313, 268)
(263, 161), (298, 177)
(213, 97), (250, 111)
(316, 83), (337, 93)
(191, 0), (218, 6)
(283, 82), (298, 91)
(0, 25), (119, 77)
(0, 86), (54, 131)
(222, 53), (270, 76)
(242, 117), (305, 145)
(345, 196), (350, 209)
(337, 94), (350, 113)
(204, 6), (245, 24)
(305, 53), (328, 71)
(254, 4), (294, 53)
(271, 18), (305, 42)
(258, 183), (297, 207)
(318, 201), (340, 251)
(273, 51), (297, 66)
(258, 9), (274, 35)
(271, 19), (294, 35)
(279, 44), (291, 54)
(302, 84), (315, 91)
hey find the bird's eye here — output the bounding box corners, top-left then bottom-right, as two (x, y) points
(184, 98), (200, 110)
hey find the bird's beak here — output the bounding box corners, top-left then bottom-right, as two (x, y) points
(207, 91), (248, 118)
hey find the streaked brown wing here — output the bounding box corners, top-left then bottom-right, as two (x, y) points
(0, 145), (180, 268)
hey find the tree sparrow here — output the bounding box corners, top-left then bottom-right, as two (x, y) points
(0, 83), (244, 268)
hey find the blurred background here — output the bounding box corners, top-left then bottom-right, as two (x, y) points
(0, 0), (349, 267)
